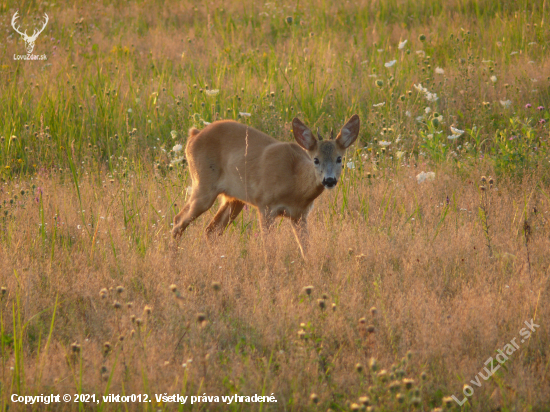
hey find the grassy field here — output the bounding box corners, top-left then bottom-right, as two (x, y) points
(1, 0), (550, 410)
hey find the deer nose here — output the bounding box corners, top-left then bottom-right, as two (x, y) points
(322, 177), (337, 188)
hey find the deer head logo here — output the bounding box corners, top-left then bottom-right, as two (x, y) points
(11, 11), (49, 54)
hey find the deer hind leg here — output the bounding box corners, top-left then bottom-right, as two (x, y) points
(205, 196), (245, 236)
(172, 188), (218, 239)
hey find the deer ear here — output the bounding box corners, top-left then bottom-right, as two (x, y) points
(336, 114), (360, 149)
(292, 118), (317, 151)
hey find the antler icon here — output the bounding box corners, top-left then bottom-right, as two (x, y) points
(12, 11), (49, 54)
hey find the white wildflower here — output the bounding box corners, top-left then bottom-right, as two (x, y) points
(405, 110), (411, 117)
(377, 49), (384, 53)
(384, 60), (397, 68)
(490, 75), (497, 83)
(346, 161), (355, 169)
(435, 67), (444, 74)
(205, 89), (220, 96)
(368, 74), (378, 77)
(396, 151), (405, 159)
(450, 126), (464, 136)
(528, 61), (535, 64)
(426, 92), (438, 102)
(173, 144), (183, 153)
(398, 39), (408, 50)
(415, 50), (426, 57)
(425, 107), (431, 114)
(528, 42), (537, 46)
(373, 102), (386, 107)
(447, 135), (460, 140)
(170, 130), (178, 139)
(361, 60), (369, 65)
(500, 100), (512, 108)
(172, 156), (185, 164)
(416, 116), (424, 122)
(510, 51), (518, 55)
(127, 108), (133, 113)
(416, 171), (435, 184)
(378, 141), (391, 146)
(482, 60), (494, 64)
(239, 112), (251, 117)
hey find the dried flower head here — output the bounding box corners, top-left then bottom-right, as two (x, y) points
(367, 325), (375, 333)
(481, 176), (487, 183)
(421, 371), (427, 380)
(303, 285), (314, 295)
(359, 317), (367, 324)
(317, 299), (326, 310)
(403, 378), (414, 389)
(350, 403), (360, 411)
(389, 381), (401, 392)
(1, 287), (7, 297)
(135, 318), (143, 326)
(369, 358), (379, 371)
(358, 396), (370, 406)
(297, 330), (306, 339)
(309, 393), (319, 404)
(442, 396), (454, 407)
(170, 284), (177, 292)
(71, 342), (81, 353)
(211, 281), (221, 292)
(99, 288), (108, 299)
(143, 306), (152, 316)
(355, 363), (364, 373)
(332, 303), (337, 311)
(116, 286), (124, 294)
(113, 301), (121, 309)
(197, 313), (207, 324)
(370, 306), (377, 316)
(103, 342), (111, 353)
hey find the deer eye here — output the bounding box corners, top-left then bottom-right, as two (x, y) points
(336, 156), (342, 163)
(313, 158), (320, 165)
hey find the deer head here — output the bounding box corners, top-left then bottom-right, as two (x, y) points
(12, 12), (49, 54)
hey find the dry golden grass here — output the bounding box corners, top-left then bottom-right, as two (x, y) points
(1, 162), (549, 410)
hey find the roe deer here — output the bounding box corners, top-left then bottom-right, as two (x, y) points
(172, 114), (360, 259)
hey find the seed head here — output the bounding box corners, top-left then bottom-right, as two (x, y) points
(403, 378), (414, 389)
(119, 335), (124, 342)
(309, 393), (319, 404)
(480, 185), (486, 191)
(488, 176), (494, 185)
(71, 342), (81, 353)
(332, 303), (337, 311)
(130, 314), (136, 323)
(303, 285), (314, 295)
(419, 34), (426, 41)
(103, 342), (111, 353)
(127, 302), (133, 309)
(480, 176), (487, 183)
(359, 317), (367, 324)
(369, 357), (379, 371)
(411, 397), (421, 406)
(99, 288), (108, 299)
(135, 318), (143, 326)
(350, 403), (360, 411)
(297, 330), (306, 339)
(389, 380), (401, 392)
(370, 306), (377, 316)
(358, 396), (370, 406)
(116, 286), (124, 294)
(197, 313), (207, 324)
(317, 299), (326, 310)
(396, 393), (405, 403)
(211, 281), (221, 292)
(1, 287), (7, 297)
(376, 79), (384, 88)
(169, 284), (177, 292)
(113, 301), (121, 309)
(355, 363), (364, 373)
(377, 369), (388, 382)
(421, 371), (427, 381)
(367, 325), (375, 333)
(143, 305), (152, 316)
(442, 396), (454, 408)
(100, 366), (108, 374)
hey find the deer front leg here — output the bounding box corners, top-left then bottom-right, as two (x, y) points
(291, 216), (309, 261)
